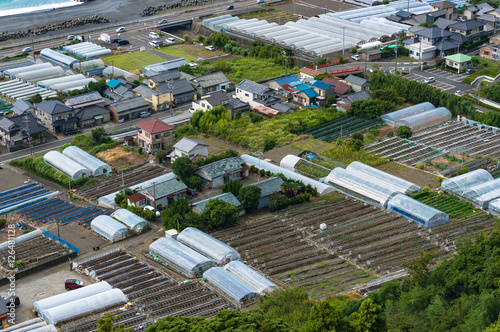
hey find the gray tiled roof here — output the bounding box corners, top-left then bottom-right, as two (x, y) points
(236, 79), (275, 96)
(194, 71), (230, 88)
(448, 20), (484, 31)
(345, 91), (371, 106)
(173, 137), (208, 153)
(415, 27), (453, 39)
(427, 9), (446, 17)
(37, 100), (72, 115)
(203, 90), (228, 106)
(253, 177), (284, 197)
(271, 103), (291, 113)
(196, 156), (244, 179)
(9, 113), (47, 134)
(133, 85), (158, 99)
(0, 117), (14, 130)
(193, 192), (241, 212)
(345, 75), (368, 87)
(12, 100), (34, 115)
(156, 78), (195, 96)
(109, 96), (151, 113)
(114, 85), (131, 95)
(75, 105), (111, 120)
(149, 70), (182, 83)
(65, 91), (103, 107)
(434, 18), (457, 30)
(143, 177), (187, 199)
(227, 96), (248, 110)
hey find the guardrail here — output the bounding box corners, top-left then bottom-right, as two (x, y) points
(328, 66), (361, 75)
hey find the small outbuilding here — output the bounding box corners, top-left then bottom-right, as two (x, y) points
(361, 49), (382, 61)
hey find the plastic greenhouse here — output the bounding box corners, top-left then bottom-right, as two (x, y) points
(37, 74), (86, 89)
(62, 146), (111, 176)
(40, 48), (79, 68)
(91, 215), (129, 242)
(462, 179), (500, 209)
(111, 209), (149, 232)
(40, 289), (127, 324)
(33, 281), (112, 312)
(326, 167), (399, 207)
(346, 161), (421, 195)
(102, 66), (139, 82)
(16, 67), (65, 83)
(50, 78), (97, 92)
(43, 151), (89, 180)
(381, 102), (435, 125)
(441, 169), (493, 195)
(72, 59), (105, 74)
(387, 194), (449, 228)
(4, 63), (53, 78)
(149, 237), (215, 277)
(177, 227), (240, 265)
(399, 107), (452, 131)
(28, 325), (58, 332)
(280, 154), (332, 180)
(203, 267), (258, 303)
(489, 198), (500, 214)
(0, 229), (42, 252)
(223, 261), (278, 295)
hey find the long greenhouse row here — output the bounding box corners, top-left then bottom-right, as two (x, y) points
(90, 209), (149, 242)
(63, 42), (112, 59)
(381, 102), (452, 132)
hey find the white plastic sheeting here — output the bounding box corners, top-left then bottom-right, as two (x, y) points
(381, 102), (436, 125)
(462, 179), (500, 209)
(0, 229), (42, 252)
(111, 209), (149, 232)
(40, 48), (79, 68)
(102, 66), (139, 82)
(37, 74), (86, 89)
(63, 42), (111, 59)
(62, 146), (111, 176)
(91, 215), (129, 242)
(399, 107), (452, 132)
(33, 281), (112, 312)
(387, 194), (449, 228)
(40, 289), (127, 324)
(223, 261), (278, 295)
(4, 63), (53, 78)
(149, 237), (215, 277)
(72, 59), (105, 72)
(50, 78), (97, 92)
(241, 154), (335, 196)
(16, 67), (65, 83)
(25, 325), (57, 332)
(203, 267), (258, 303)
(177, 227), (240, 266)
(441, 169), (493, 196)
(43, 151), (89, 180)
(489, 198), (500, 214)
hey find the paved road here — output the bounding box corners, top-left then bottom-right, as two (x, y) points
(404, 68), (473, 94)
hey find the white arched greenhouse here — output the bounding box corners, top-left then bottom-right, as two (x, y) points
(381, 102), (435, 125)
(223, 261), (278, 295)
(50, 78), (97, 92)
(62, 145), (111, 176)
(177, 227), (240, 265)
(280, 155), (332, 180)
(102, 66), (138, 82)
(203, 267), (258, 303)
(40, 48), (79, 68)
(149, 237), (215, 277)
(387, 194), (449, 228)
(4, 63), (53, 79)
(488, 198), (500, 214)
(398, 107), (452, 131)
(346, 161), (421, 195)
(16, 66), (66, 83)
(326, 167), (399, 207)
(441, 169), (494, 196)
(90, 215), (129, 242)
(111, 209), (149, 232)
(33, 281), (112, 313)
(462, 179), (500, 209)
(43, 151), (89, 180)
(37, 74), (86, 89)
(40, 289), (127, 325)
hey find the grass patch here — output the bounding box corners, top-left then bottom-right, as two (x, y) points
(312, 192), (344, 204)
(102, 51), (166, 71)
(155, 46), (203, 62)
(322, 143), (387, 167)
(463, 67), (498, 84)
(226, 57), (299, 83)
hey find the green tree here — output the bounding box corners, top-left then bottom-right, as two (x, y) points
(96, 314), (131, 332)
(222, 179), (242, 197)
(351, 298), (388, 332)
(183, 34), (190, 42)
(314, 72), (333, 80)
(396, 125), (413, 139)
(213, 59), (231, 73)
(162, 198), (193, 231)
(402, 251), (436, 287)
(263, 138), (277, 152)
(178, 64), (195, 75)
(316, 57), (330, 65)
(260, 288), (313, 331)
(87, 78), (107, 92)
(205, 32), (230, 48)
(155, 150), (167, 163)
(28, 93), (42, 104)
(326, 95), (336, 105)
(202, 198), (239, 229)
(304, 300), (351, 332)
(457, 167), (469, 175)
(91, 127), (107, 145)
(238, 185), (261, 213)
(172, 157), (195, 179)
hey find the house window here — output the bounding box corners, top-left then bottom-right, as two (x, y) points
(66, 114), (71, 118)
(155, 134), (161, 139)
(182, 153), (188, 157)
(163, 132), (170, 137)
(484, 51), (490, 56)
(145, 132), (150, 138)
(138, 130), (142, 134)
(55, 116), (61, 121)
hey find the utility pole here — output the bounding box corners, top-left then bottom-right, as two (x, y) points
(340, 125), (343, 140)
(23, 113), (33, 156)
(153, 182), (157, 216)
(395, 41), (398, 73)
(282, 50), (288, 76)
(168, 80), (174, 116)
(342, 27), (345, 56)
(31, 35), (35, 60)
(111, 60), (114, 78)
(121, 167), (125, 198)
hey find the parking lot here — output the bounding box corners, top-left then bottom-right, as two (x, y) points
(404, 68), (473, 94)
(110, 28), (184, 54)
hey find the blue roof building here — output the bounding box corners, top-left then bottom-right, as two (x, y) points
(106, 79), (124, 89)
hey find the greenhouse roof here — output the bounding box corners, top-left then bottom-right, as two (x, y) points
(62, 145), (110, 176)
(253, 177), (284, 197)
(196, 156), (245, 179)
(381, 102), (435, 123)
(441, 169), (493, 195)
(462, 178), (500, 208)
(387, 194), (448, 228)
(111, 209), (149, 231)
(91, 215), (129, 242)
(399, 107), (451, 130)
(223, 261), (278, 295)
(203, 267), (258, 303)
(43, 151), (88, 180)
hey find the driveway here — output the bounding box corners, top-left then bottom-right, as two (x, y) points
(404, 68), (473, 94)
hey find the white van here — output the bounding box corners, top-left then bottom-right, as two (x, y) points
(149, 32), (160, 39)
(149, 40), (163, 48)
(166, 37), (176, 44)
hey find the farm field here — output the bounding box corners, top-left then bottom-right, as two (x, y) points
(96, 146), (148, 168)
(238, 9), (299, 24)
(102, 51), (166, 72)
(302, 115), (379, 142)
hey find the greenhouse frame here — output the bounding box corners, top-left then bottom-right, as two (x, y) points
(63, 42), (112, 59)
(72, 59), (105, 74)
(111, 209), (149, 232)
(90, 215), (129, 242)
(102, 66), (139, 82)
(4, 63), (53, 79)
(381, 102), (435, 125)
(33, 281), (112, 312)
(223, 261), (278, 295)
(399, 107), (452, 131)
(40, 289), (127, 324)
(43, 151), (89, 180)
(16, 67), (66, 83)
(326, 167), (399, 207)
(346, 161), (421, 195)
(37, 74), (86, 89)
(387, 194), (449, 228)
(488, 198), (500, 214)
(280, 154), (332, 180)
(241, 154), (335, 196)
(40, 48), (79, 68)
(62, 145), (111, 176)
(149, 237), (215, 277)
(462, 179), (500, 209)
(177, 227), (241, 265)
(203, 267), (258, 303)
(441, 169), (493, 195)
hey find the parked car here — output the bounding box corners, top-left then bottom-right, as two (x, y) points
(257, 0), (265, 3)
(351, 54), (360, 61)
(457, 16), (466, 22)
(165, 37), (176, 44)
(144, 205), (161, 217)
(227, 5), (234, 9)
(455, 90), (464, 96)
(466, 68), (475, 74)
(3, 295), (20, 308)
(116, 27), (126, 33)
(149, 40), (163, 48)
(21, 47), (31, 53)
(64, 128), (80, 136)
(139, 111), (150, 118)
(424, 77), (435, 84)
(159, 19), (168, 24)
(67, 35), (75, 40)
(188, 107), (196, 113)
(116, 39), (130, 46)
(205, 45), (215, 51)
(111, 37), (120, 44)
(189, 62), (197, 67)
(65, 279), (84, 290)
(149, 32), (160, 39)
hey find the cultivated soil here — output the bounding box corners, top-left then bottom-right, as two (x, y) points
(96, 146), (148, 168)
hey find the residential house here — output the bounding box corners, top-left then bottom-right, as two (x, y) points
(0, 302), (8, 330)
(402, 13), (430, 26)
(194, 156), (248, 189)
(136, 118), (174, 154)
(235, 79), (280, 109)
(310, 80), (335, 100)
(321, 77), (351, 96)
(170, 137), (209, 162)
(35, 100), (76, 134)
(387, 10), (413, 23)
(271, 103), (292, 113)
(292, 83), (319, 107)
(192, 192), (245, 216)
(190, 71), (230, 95)
(143, 58), (189, 74)
(426, 10), (447, 24)
(254, 105), (279, 118)
(448, 20), (486, 41)
(144, 70), (182, 88)
(463, 3), (498, 20)
(103, 79), (134, 101)
(406, 27), (463, 58)
(299, 67), (323, 80)
(134, 75), (196, 111)
(344, 75), (370, 92)
(445, 53), (472, 71)
(430, 1), (458, 20)
(127, 192), (147, 208)
(480, 34), (500, 60)
(361, 49), (382, 61)
(434, 17), (458, 30)
(253, 177), (284, 209)
(140, 177), (187, 208)
(191, 90), (229, 112)
(107, 97), (152, 123)
(64, 91), (105, 110)
(75, 105), (111, 127)
(268, 75), (302, 93)
(0, 113), (46, 151)
(343, 91), (371, 106)
(12, 100), (35, 116)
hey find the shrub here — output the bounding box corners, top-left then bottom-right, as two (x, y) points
(259, 169), (266, 177)
(0, 218), (6, 229)
(415, 162), (424, 170)
(457, 167), (469, 175)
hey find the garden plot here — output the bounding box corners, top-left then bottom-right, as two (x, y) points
(302, 116), (379, 143)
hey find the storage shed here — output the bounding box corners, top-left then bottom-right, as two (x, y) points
(387, 194), (449, 228)
(462, 179), (500, 209)
(111, 209), (149, 232)
(40, 289), (127, 324)
(33, 281), (112, 312)
(441, 169), (493, 195)
(90, 215), (129, 242)
(43, 151), (89, 180)
(149, 237), (215, 277)
(203, 267), (258, 303)
(62, 145), (111, 176)
(223, 261), (278, 295)
(177, 227), (240, 265)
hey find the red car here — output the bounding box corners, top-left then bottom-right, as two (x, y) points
(65, 279), (84, 290)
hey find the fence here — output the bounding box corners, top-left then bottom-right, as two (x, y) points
(307, 60), (341, 69)
(328, 67), (362, 75)
(43, 230), (80, 254)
